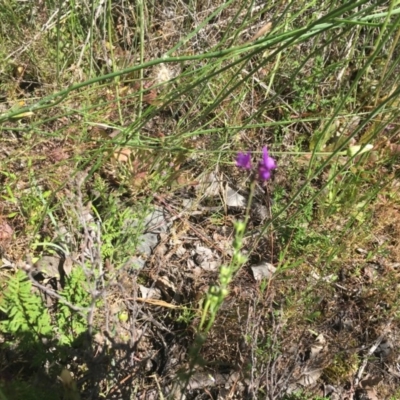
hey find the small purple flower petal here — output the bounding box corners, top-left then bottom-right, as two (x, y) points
(261, 147), (276, 169)
(258, 146), (276, 181)
(236, 152), (252, 170)
(258, 167), (272, 181)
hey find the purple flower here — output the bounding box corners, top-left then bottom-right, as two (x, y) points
(236, 152), (252, 170)
(258, 146), (276, 181)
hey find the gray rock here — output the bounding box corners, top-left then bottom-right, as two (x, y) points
(135, 207), (170, 256)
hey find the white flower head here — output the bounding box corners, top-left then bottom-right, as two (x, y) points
(154, 63), (173, 85)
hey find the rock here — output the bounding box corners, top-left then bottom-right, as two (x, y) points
(251, 261), (276, 280)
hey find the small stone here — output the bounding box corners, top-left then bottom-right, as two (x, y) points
(251, 261), (276, 280)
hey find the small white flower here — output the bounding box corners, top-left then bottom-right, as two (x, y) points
(154, 63), (173, 85)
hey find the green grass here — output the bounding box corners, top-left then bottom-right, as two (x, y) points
(1, 0), (400, 398)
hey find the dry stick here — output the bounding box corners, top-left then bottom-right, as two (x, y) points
(127, 297), (182, 310)
(354, 318), (393, 388)
(28, 271), (87, 316)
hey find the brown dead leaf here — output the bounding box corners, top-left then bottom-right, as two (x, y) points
(359, 374), (382, 400)
(360, 374), (382, 389)
(48, 147), (69, 162)
(389, 143), (400, 155)
(365, 389), (379, 400)
(247, 22), (273, 43)
(0, 221), (13, 241)
(143, 90), (157, 105)
(130, 171), (148, 189)
(113, 148), (131, 162)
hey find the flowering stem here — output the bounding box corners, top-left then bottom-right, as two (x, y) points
(198, 180), (256, 334)
(244, 179), (256, 229)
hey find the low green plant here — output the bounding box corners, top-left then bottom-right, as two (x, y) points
(0, 271), (53, 370)
(0, 270), (53, 347)
(0, 267), (92, 354)
(323, 352), (359, 385)
(56, 266), (92, 346)
(91, 182), (150, 266)
(198, 218), (248, 334)
(0, 379), (59, 400)
(0, 167), (55, 245)
(176, 306), (196, 325)
(189, 148), (277, 367)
